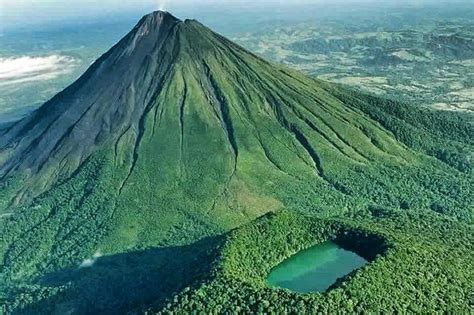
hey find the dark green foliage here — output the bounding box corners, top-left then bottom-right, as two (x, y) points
(157, 210), (473, 313)
(3, 237), (222, 314)
(321, 80), (473, 173)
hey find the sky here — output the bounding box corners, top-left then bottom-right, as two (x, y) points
(2, 0), (471, 25)
(0, 0), (472, 32)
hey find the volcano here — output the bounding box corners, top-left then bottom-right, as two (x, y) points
(0, 11), (472, 314)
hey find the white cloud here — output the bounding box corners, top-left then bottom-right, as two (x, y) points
(78, 251), (102, 268)
(0, 55), (77, 87)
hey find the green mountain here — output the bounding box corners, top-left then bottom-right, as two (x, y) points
(0, 11), (472, 314)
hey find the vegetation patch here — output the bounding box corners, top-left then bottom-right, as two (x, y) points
(216, 211), (388, 288)
(156, 209), (473, 313)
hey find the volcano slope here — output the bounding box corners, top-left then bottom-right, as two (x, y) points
(0, 11), (472, 314)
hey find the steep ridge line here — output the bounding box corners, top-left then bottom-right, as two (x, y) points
(179, 75), (188, 177)
(118, 22), (182, 195)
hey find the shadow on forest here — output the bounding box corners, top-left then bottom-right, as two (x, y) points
(18, 236), (223, 315)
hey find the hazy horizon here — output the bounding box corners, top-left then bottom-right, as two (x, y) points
(1, 0), (473, 30)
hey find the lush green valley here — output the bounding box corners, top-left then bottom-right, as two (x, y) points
(0, 11), (472, 314)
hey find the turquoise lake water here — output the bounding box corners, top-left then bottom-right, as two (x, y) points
(267, 241), (367, 293)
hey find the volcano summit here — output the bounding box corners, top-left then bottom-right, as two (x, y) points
(0, 11), (472, 314)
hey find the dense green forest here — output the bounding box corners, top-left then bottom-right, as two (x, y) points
(0, 11), (472, 314)
(156, 210), (473, 313)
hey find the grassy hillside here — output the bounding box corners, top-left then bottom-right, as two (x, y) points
(0, 11), (472, 314)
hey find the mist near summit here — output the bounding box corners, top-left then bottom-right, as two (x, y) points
(157, 0), (169, 11)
